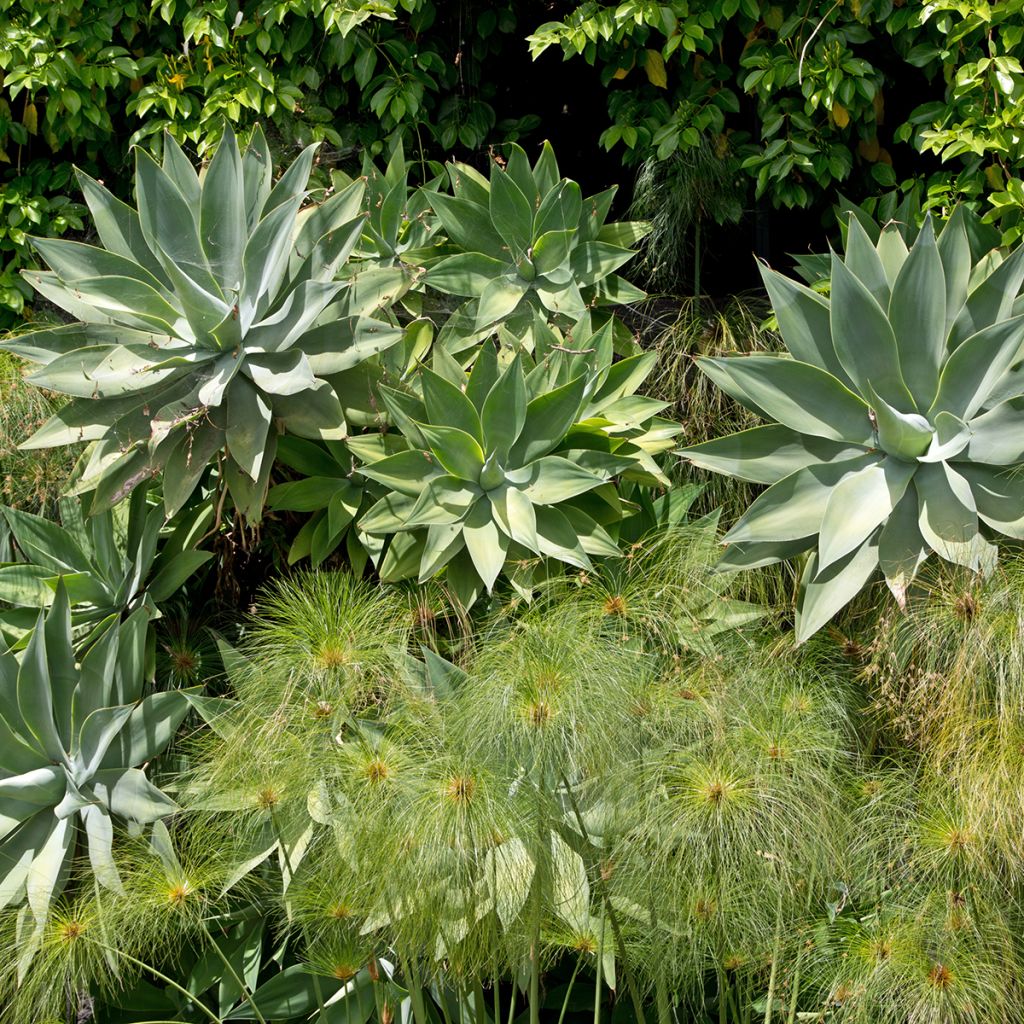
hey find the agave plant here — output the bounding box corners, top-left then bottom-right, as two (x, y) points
(682, 210), (1024, 641)
(416, 142), (649, 350)
(2, 126), (410, 521)
(0, 582), (191, 940)
(355, 318), (678, 605)
(0, 488), (211, 648)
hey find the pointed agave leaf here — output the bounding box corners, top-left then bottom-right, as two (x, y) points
(920, 411), (971, 463)
(795, 536), (880, 643)
(17, 609), (65, 762)
(757, 262), (850, 384)
(843, 216), (889, 308)
(491, 484), (539, 551)
(518, 456), (606, 504)
(936, 205), (972, 344)
(200, 128), (249, 292)
(915, 461), (978, 555)
(817, 458), (915, 570)
(876, 225), (909, 285)
(680, 425), (868, 485)
(226, 376), (272, 481)
(134, 148), (219, 297)
(489, 168), (533, 258)
(462, 504), (509, 592)
(263, 142), (318, 217)
(696, 356), (873, 445)
(888, 217), (946, 409)
(92, 767), (178, 823)
(961, 398), (1024, 465)
(241, 124), (273, 230)
(533, 505), (591, 569)
(76, 705), (134, 777)
(831, 252), (915, 411)
(25, 816), (72, 922)
(357, 451), (441, 496)
(878, 490), (930, 607)
(420, 367), (483, 442)
(949, 242), (1024, 348)
(81, 805), (122, 892)
(481, 356), (527, 460)
(929, 315), (1024, 421)
(428, 192), (506, 257)
(428, 253), (510, 296)
(724, 454), (880, 545)
(957, 463), (1024, 539)
(511, 375), (588, 464)
(418, 523), (466, 581)
(475, 277), (529, 330)
(535, 180), (583, 238)
(417, 424), (485, 482)
(74, 169), (169, 284)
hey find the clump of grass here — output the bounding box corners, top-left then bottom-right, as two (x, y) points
(0, 351), (79, 514)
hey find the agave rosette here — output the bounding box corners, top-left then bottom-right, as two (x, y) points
(682, 210), (1024, 640)
(415, 142), (649, 350)
(354, 317), (678, 605)
(3, 127), (411, 520)
(0, 584), (192, 941)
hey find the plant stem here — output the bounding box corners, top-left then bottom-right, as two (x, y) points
(89, 942), (224, 1024)
(557, 955), (584, 1024)
(593, 918), (603, 1024)
(505, 970), (518, 1024)
(764, 895), (784, 1024)
(200, 920), (268, 1024)
(408, 956), (429, 1024)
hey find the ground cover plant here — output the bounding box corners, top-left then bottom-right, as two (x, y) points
(3, 89), (1024, 1024)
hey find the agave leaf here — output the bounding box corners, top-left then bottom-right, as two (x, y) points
(511, 376), (588, 464)
(200, 126), (246, 291)
(929, 315), (1024, 421)
(876, 224), (909, 285)
(420, 366), (483, 443)
(481, 356), (528, 460)
(949, 242), (1024, 348)
(865, 383), (933, 459)
(535, 180), (583, 238)
(225, 376), (272, 481)
(81, 805), (121, 892)
(462, 505), (509, 592)
(25, 816), (72, 922)
(533, 505), (591, 569)
(696, 356), (872, 445)
(429, 192), (506, 258)
(724, 455), (880, 545)
(958, 463), (1024, 538)
(795, 536), (880, 644)
(960, 398), (1024, 464)
(489, 168), (533, 258)
(417, 424), (485, 482)
(817, 459), (915, 571)
(888, 217), (946, 408)
(475, 277), (529, 330)
(518, 456), (606, 505)
(831, 252), (915, 411)
(490, 484), (539, 551)
(92, 767), (178, 823)
(757, 262), (851, 384)
(877, 490), (929, 607)
(915, 461), (978, 554)
(357, 451), (441, 496)
(936, 205), (972, 343)
(681, 425), (868, 484)
(74, 169), (170, 284)
(843, 216), (889, 307)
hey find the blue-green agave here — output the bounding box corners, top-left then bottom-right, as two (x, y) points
(0, 583), (192, 942)
(682, 209), (1024, 641)
(2, 126), (410, 521)
(355, 317), (678, 606)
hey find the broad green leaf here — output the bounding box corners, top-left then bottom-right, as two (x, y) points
(225, 376), (272, 481)
(680, 425), (868, 484)
(843, 216), (889, 307)
(271, 380), (347, 442)
(511, 375), (587, 464)
(878, 490), (929, 607)
(224, 964), (343, 1020)
(418, 522), (465, 581)
(481, 355), (527, 460)
(420, 367), (482, 442)
(560, 505), (621, 558)
(758, 262), (850, 384)
(936, 204), (972, 344)
(358, 492), (419, 534)
(795, 536), (880, 643)
(200, 128), (246, 291)
(723, 454), (879, 544)
(462, 505), (509, 591)
(888, 217), (946, 408)
(491, 484), (539, 551)
(958, 463), (1024, 539)
(417, 424), (485, 482)
(960, 398), (1024, 464)
(697, 356), (873, 445)
(92, 767), (177, 823)
(429, 191), (506, 257)
(532, 230), (575, 276)
(876, 224), (909, 285)
(533, 505), (591, 569)
(929, 315), (1024, 421)
(404, 477), (480, 528)
(949, 241), (1024, 348)
(490, 168), (533, 257)
(817, 459), (915, 570)
(29, 344), (191, 399)
(517, 456), (606, 504)
(475, 277), (529, 330)
(268, 477), (352, 512)
(122, 690), (191, 766)
(25, 816), (72, 922)
(428, 253), (510, 296)
(915, 461), (978, 554)
(831, 252), (915, 410)
(356, 451), (440, 496)
(77, 705), (134, 776)
(535, 180), (583, 238)
(17, 610), (65, 762)
(2, 507), (93, 575)
(569, 242), (634, 286)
